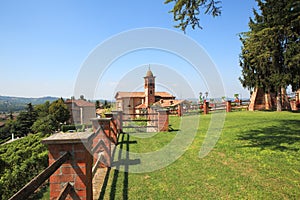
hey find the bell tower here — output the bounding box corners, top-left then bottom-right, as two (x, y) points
(144, 68), (155, 107)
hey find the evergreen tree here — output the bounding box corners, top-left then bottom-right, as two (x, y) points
(15, 103), (37, 136)
(239, 0), (300, 111)
(95, 100), (101, 109)
(35, 101), (50, 118)
(31, 115), (56, 134)
(164, 0), (221, 32)
(49, 98), (70, 129)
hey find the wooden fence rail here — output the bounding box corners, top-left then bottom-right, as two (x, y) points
(9, 151), (71, 200)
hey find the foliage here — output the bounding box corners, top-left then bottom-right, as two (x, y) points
(95, 100), (101, 109)
(99, 112), (300, 199)
(103, 100), (111, 109)
(49, 98), (70, 128)
(0, 119), (17, 142)
(165, 0), (221, 32)
(15, 103), (37, 136)
(80, 95), (86, 100)
(31, 115), (56, 134)
(0, 98), (71, 141)
(35, 101), (50, 118)
(239, 0), (300, 110)
(0, 133), (48, 200)
(61, 124), (76, 132)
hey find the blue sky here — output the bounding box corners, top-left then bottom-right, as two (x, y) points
(0, 0), (258, 100)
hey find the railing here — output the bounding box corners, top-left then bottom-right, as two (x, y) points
(196, 101), (250, 114)
(9, 111), (123, 200)
(9, 152), (71, 200)
(122, 109), (168, 132)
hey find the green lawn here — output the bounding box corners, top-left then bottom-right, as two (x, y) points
(99, 111), (300, 200)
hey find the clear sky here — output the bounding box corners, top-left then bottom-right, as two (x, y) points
(0, 0), (258, 100)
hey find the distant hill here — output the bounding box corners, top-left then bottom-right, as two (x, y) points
(0, 96), (58, 112)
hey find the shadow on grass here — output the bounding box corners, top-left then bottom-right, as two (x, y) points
(168, 124), (180, 132)
(237, 119), (300, 152)
(99, 133), (139, 200)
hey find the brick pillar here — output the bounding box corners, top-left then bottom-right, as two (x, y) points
(290, 101), (297, 111)
(203, 101), (209, 115)
(42, 132), (93, 200)
(177, 104), (183, 116)
(226, 101), (232, 112)
(105, 113), (118, 136)
(91, 118), (113, 167)
(157, 110), (169, 132)
(112, 111), (123, 133)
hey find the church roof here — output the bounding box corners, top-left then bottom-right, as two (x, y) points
(115, 92), (145, 99)
(115, 91), (175, 99)
(146, 69), (153, 77)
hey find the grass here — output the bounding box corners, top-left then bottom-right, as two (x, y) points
(27, 111), (299, 199)
(98, 111), (300, 200)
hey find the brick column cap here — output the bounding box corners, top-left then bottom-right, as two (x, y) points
(156, 109), (168, 112)
(42, 132), (93, 145)
(111, 110), (122, 113)
(90, 118), (112, 122)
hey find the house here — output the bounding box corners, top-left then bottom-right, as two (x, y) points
(65, 99), (96, 125)
(115, 69), (183, 115)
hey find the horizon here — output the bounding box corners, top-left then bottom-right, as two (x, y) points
(1, 1), (258, 100)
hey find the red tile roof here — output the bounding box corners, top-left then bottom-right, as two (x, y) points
(155, 92), (175, 98)
(135, 103), (147, 109)
(65, 99), (95, 107)
(115, 92), (145, 99)
(155, 99), (183, 107)
(115, 91), (174, 99)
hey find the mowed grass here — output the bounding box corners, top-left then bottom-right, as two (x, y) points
(98, 111), (300, 200)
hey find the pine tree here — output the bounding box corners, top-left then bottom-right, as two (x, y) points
(95, 100), (101, 109)
(239, 0), (300, 111)
(16, 103), (37, 136)
(164, 0), (221, 32)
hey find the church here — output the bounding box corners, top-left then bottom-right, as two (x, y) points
(115, 69), (183, 115)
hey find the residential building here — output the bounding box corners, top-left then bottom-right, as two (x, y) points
(65, 99), (95, 124)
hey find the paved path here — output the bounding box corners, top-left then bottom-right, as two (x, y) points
(93, 167), (108, 200)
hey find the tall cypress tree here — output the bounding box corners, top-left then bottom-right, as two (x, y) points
(239, 0), (300, 111)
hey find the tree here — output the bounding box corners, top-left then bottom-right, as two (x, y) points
(34, 101), (50, 118)
(9, 111), (13, 120)
(239, 0), (300, 111)
(31, 115), (56, 134)
(103, 100), (111, 109)
(165, 0), (221, 32)
(80, 95), (86, 100)
(95, 100), (101, 109)
(15, 103), (37, 136)
(49, 98), (70, 129)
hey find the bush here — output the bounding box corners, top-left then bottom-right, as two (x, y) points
(0, 133), (48, 200)
(61, 125), (76, 132)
